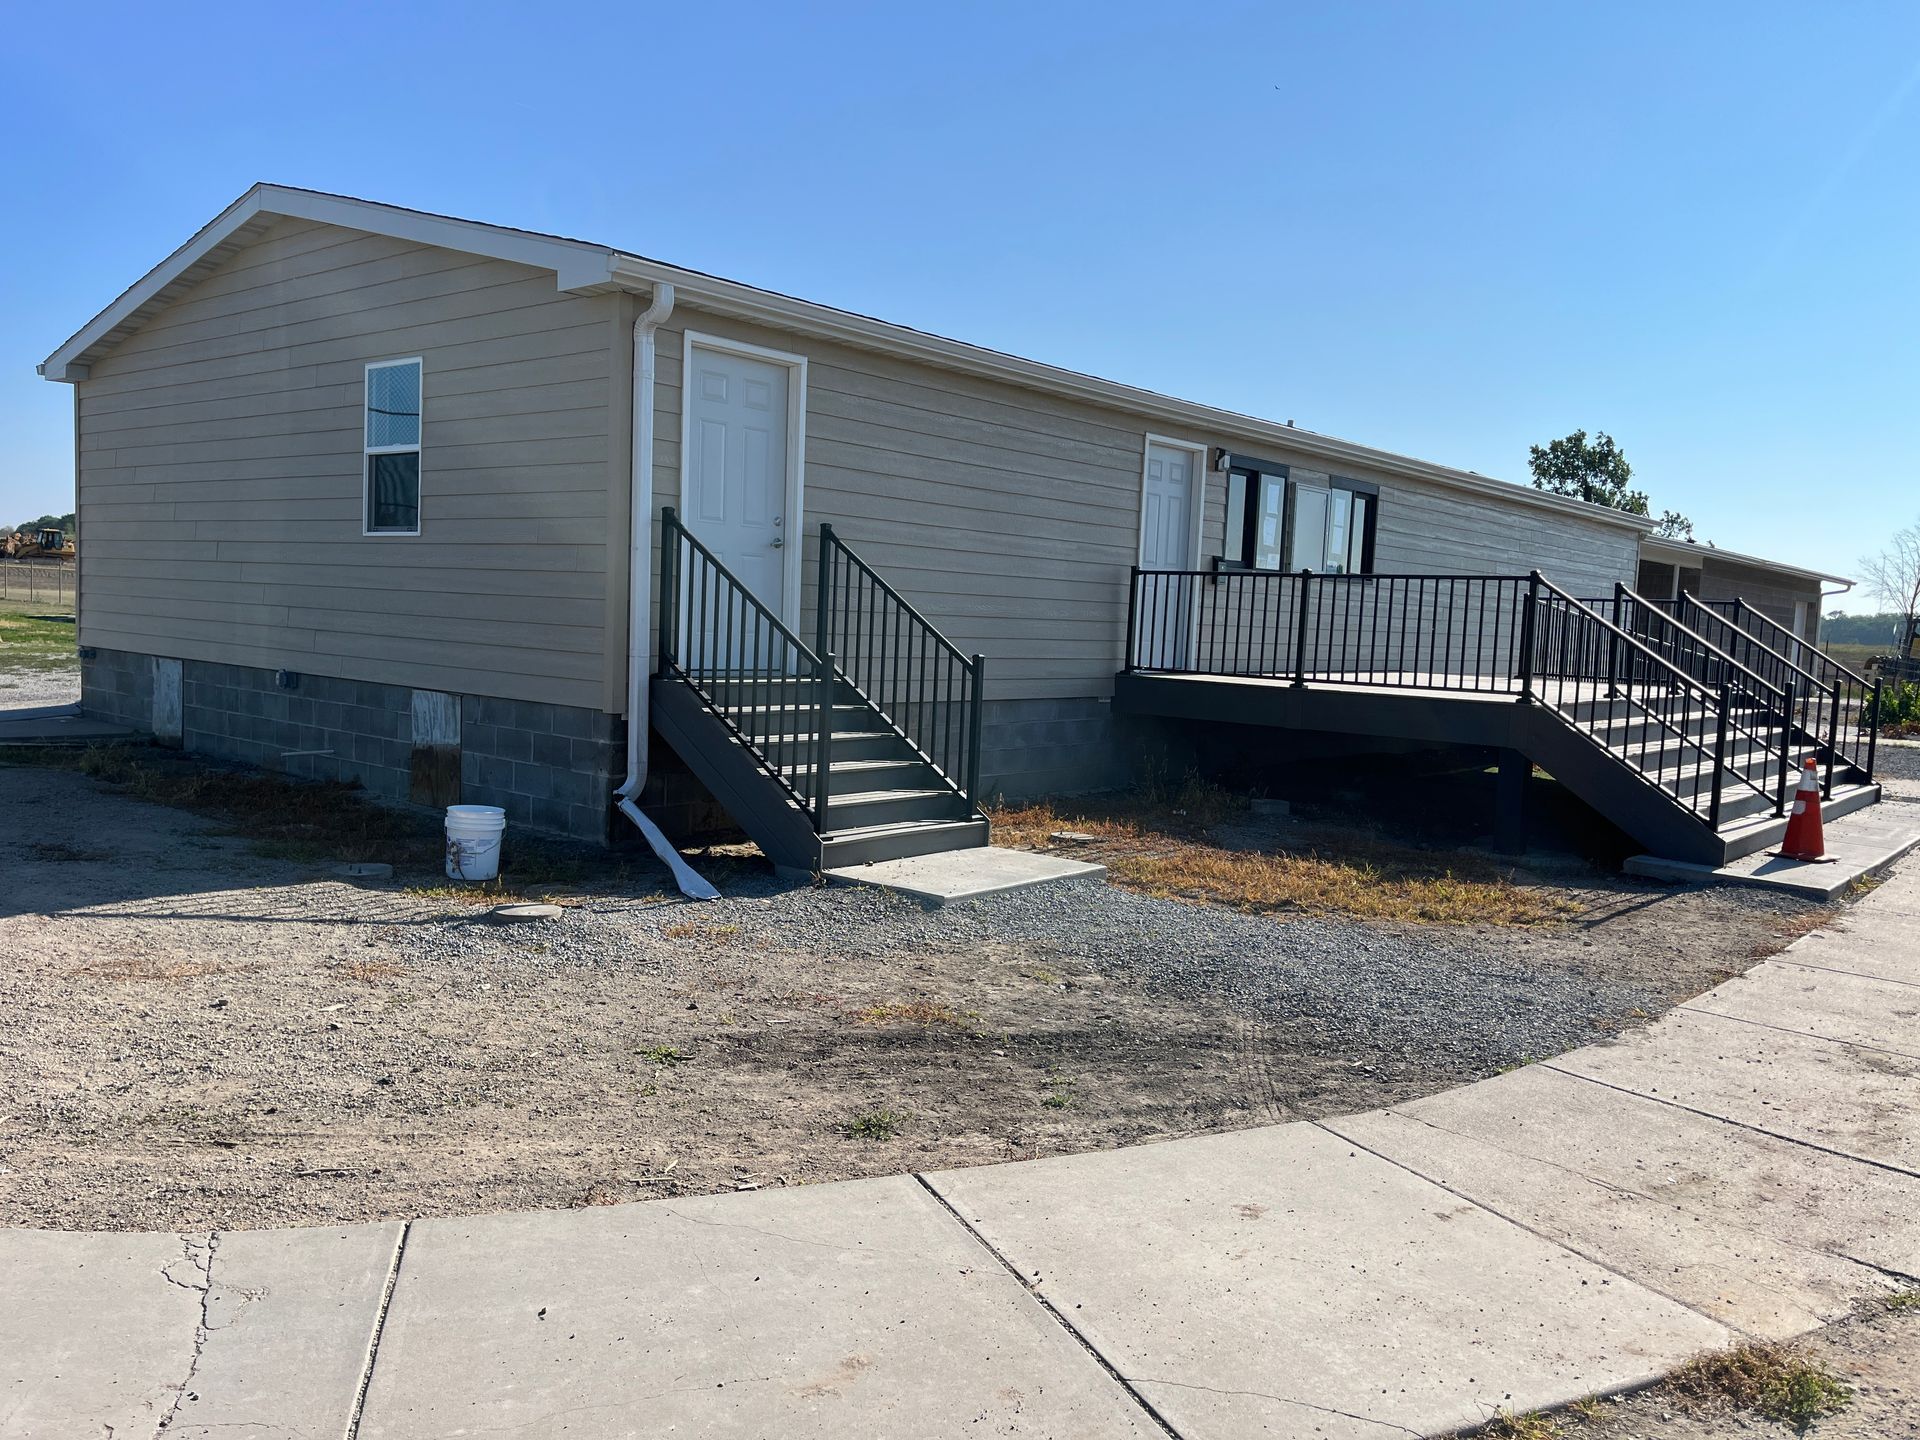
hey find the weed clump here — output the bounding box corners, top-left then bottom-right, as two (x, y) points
(842, 1108), (907, 1140)
(1669, 1342), (1850, 1430)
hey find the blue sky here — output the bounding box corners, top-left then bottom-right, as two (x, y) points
(4, 2), (1916, 609)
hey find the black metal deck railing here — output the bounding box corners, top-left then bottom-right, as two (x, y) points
(1126, 567), (1795, 828)
(659, 507), (836, 830)
(1125, 569), (1534, 692)
(818, 524), (985, 810)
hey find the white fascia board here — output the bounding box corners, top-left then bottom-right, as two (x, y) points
(39, 184), (622, 382)
(1640, 535), (1850, 587)
(605, 255), (1654, 535)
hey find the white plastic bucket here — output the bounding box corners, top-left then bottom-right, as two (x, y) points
(444, 804), (506, 882)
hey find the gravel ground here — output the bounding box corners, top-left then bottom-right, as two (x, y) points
(0, 664), (78, 710)
(1872, 738), (1920, 785)
(0, 759), (1837, 1232)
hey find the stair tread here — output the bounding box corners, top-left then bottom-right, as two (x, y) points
(823, 816), (988, 841)
(831, 784), (961, 804)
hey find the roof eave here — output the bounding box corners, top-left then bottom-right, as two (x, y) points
(1639, 534), (1852, 587)
(605, 255), (1654, 534)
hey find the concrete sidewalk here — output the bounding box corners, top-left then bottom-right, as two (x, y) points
(8, 871), (1920, 1438)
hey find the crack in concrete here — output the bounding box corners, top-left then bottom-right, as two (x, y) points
(153, 1230), (220, 1437)
(1127, 1376), (1422, 1436)
(653, 1204), (886, 1256)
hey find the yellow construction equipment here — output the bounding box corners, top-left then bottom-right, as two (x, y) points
(2, 528), (75, 560)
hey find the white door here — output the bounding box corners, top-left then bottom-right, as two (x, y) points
(683, 344), (793, 669)
(1139, 442), (1197, 668)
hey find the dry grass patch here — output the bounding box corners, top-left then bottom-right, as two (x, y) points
(1668, 1342), (1850, 1429)
(853, 999), (969, 1028)
(1476, 1411), (1561, 1440)
(339, 957), (405, 983)
(74, 955), (258, 982)
(990, 788), (1576, 927)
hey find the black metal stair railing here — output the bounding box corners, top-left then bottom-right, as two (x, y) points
(1603, 586), (1795, 815)
(658, 507), (837, 832)
(818, 524), (985, 811)
(1528, 578), (1791, 827)
(1688, 596), (1878, 787)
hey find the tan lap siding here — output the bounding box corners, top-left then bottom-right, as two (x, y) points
(652, 308), (1643, 702)
(654, 311), (1149, 704)
(76, 217), (616, 709)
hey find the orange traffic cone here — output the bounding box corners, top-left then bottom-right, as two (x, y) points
(1774, 757), (1829, 862)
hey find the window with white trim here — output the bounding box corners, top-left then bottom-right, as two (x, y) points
(364, 358), (422, 534)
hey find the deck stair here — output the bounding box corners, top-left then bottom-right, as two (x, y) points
(1116, 566), (1883, 866)
(649, 510), (989, 874)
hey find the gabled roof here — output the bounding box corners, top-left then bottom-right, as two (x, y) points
(41, 183), (1654, 534)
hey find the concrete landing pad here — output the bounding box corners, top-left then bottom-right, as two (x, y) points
(1327, 1064), (1919, 1338)
(1550, 1007), (1920, 1176)
(0, 702), (137, 745)
(825, 844), (1105, 905)
(354, 1176), (1154, 1439)
(927, 1123), (1729, 1440)
(0, 1223), (400, 1440)
(1624, 802), (1920, 900)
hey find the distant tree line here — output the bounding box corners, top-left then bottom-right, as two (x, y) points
(1821, 611), (1908, 647)
(9, 512), (76, 537)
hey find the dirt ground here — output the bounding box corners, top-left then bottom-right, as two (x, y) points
(0, 752), (1847, 1235)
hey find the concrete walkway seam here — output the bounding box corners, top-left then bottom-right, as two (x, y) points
(1781, 957), (1920, 992)
(1538, 1059), (1920, 1192)
(345, 1220), (412, 1440)
(1678, 989), (1920, 1063)
(1314, 1120), (1762, 1343)
(909, 1173), (1184, 1439)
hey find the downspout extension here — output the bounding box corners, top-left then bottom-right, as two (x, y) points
(613, 283), (719, 902)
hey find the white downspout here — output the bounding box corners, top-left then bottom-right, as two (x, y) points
(613, 283), (719, 901)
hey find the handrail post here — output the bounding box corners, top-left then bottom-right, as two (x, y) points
(1824, 680), (1840, 798)
(1775, 682), (1795, 816)
(1867, 678), (1882, 779)
(816, 524), (834, 664)
(1607, 582), (1625, 697)
(658, 507), (679, 670)
(813, 647), (835, 833)
(1291, 570), (1312, 688)
(966, 654), (987, 811)
(1516, 571), (1540, 704)
(1708, 681), (1731, 828)
(1124, 565), (1141, 674)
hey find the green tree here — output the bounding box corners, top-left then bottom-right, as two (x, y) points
(1528, 430), (1693, 537)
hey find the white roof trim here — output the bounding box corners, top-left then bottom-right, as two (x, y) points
(40, 185), (1652, 534)
(1640, 534), (1851, 587)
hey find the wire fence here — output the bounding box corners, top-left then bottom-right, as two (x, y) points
(0, 562), (77, 608)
